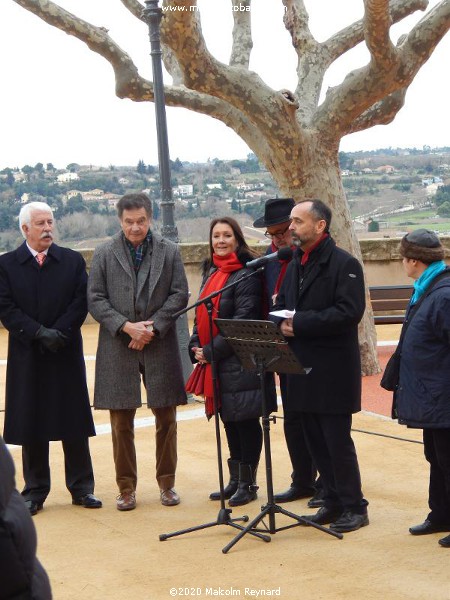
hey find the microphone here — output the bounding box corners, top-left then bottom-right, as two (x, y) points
(246, 246), (293, 269)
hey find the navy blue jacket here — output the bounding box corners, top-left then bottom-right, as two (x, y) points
(396, 272), (450, 429)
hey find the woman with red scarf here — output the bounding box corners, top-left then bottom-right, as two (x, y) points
(187, 217), (276, 506)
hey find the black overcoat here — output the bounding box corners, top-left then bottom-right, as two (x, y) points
(189, 256), (277, 421)
(272, 237), (365, 414)
(0, 242), (95, 444)
(0, 436), (52, 599)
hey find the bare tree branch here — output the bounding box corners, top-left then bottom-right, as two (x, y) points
(12, 0), (146, 99)
(364, 0), (397, 63)
(403, 0), (450, 54)
(230, 0), (253, 68)
(120, 0), (184, 84)
(324, 0), (428, 64)
(162, 48), (185, 85)
(120, 0), (146, 22)
(347, 88), (407, 134)
(159, 1), (291, 135)
(284, 0), (426, 126)
(314, 0), (450, 139)
(282, 0), (315, 50)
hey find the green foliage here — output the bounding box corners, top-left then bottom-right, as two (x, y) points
(367, 220), (380, 232)
(66, 195), (85, 214)
(339, 152), (354, 171)
(392, 183), (411, 192)
(34, 163), (45, 176)
(171, 158), (183, 173)
(136, 159), (146, 174)
(21, 165), (33, 176)
(435, 185), (450, 207)
(0, 206), (14, 230)
(436, 201), (450, 217)
(230, 155), (260, 173)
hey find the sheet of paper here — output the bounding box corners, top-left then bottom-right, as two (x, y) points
(269, 309), (295, 319)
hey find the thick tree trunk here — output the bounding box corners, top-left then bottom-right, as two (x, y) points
(259, 132), (380, 376)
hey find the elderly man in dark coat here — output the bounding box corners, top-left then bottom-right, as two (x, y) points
(88, 193), (189, 510)
(271, 199), (368, 533)
(0, 202), (101, 516)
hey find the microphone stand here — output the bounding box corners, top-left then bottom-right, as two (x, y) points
(159, 266), (271, 550)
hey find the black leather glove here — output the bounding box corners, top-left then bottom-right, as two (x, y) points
(35, 326), (68, 353)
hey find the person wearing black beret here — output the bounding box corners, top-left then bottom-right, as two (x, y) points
(394, 229), (450, 548)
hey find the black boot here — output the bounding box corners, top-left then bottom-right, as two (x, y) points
(228, 463), (258, 506)
(209, 459), (240, 500)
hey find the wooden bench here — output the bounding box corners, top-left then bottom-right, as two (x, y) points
(369, 285), (413, 325)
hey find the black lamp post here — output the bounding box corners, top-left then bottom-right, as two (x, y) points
(142, 0), (178, 242)
(142, 0), (193, 391)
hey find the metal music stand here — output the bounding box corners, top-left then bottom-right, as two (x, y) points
(159, 269), (272, 551)
(214, 319), (343, 552)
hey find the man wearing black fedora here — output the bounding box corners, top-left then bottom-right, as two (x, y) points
(253, 198), (321, 505)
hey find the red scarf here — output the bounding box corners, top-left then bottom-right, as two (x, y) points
(185, 252), (242, 417)
(300, 233), (328, 265)
(271, 242), (295, 297)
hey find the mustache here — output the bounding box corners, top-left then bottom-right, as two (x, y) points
(40, 233), (53, 240)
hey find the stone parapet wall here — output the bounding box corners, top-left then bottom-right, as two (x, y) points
(3, 238), (449, 330)
(81, 236), (450, 299)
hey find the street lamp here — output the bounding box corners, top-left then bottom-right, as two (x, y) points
(142, 0), (193, 392)
(142, 0), (178, 241)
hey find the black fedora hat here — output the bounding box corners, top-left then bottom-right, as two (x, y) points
(253, 198), (295, 228)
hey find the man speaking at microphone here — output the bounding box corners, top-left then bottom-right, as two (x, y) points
(271, 199), (369, 533)
(253, 198), (320, 506)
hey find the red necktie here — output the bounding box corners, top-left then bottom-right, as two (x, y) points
(36, 252), (46, 267)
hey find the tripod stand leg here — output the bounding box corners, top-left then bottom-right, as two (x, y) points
(275, 505), (344, 539)
(159, 508), (271, 543)
(160, 519), (222, 541)
(222, 505), (272, 554)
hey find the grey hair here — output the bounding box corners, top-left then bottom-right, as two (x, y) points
(19, 202), (54, 238)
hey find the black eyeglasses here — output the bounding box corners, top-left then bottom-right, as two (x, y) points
(264, 224), (290, 239)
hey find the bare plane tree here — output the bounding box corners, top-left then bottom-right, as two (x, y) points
(11, 0), (450, 374)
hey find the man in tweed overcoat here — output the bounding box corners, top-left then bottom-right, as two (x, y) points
(88, 193), (189, 510)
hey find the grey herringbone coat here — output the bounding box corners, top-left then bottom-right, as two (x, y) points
(87, 231), (189, 409)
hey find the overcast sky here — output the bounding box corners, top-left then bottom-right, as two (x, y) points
(1, 0), (448, 170)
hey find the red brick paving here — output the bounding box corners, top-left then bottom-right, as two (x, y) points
(362, 345), (396, 417)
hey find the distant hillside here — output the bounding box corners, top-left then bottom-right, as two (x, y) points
(0, 148), (449, 250)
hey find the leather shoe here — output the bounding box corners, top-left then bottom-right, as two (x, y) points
(24, 500), (43, 516)
(72, 493), (102, 509)
(116, 492), (136, 511)
(301, 506), (343, 525)
(307, 488), (325, 508)
(160, 488), (180, 506)
(409, 519), (450, 536)
(438, 534), (450, 547)
(274, 486), (314, 503)
(330, 511), (369, 533)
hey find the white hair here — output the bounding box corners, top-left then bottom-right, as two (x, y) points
(19, 202), (54, 238)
